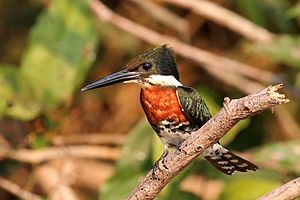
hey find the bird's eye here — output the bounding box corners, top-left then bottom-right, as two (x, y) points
(142, 62), (152, 70)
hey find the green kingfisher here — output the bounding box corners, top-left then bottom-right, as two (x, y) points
(81, 45), (258, 175)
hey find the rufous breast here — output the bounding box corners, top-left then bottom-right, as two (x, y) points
(140, 86), (188, 125)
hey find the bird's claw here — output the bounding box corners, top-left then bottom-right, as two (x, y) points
(151, 160), (160, 179)
(176, 139), (186, 150)
(151, 149), (169, 179)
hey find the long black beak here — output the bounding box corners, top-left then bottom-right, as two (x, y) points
(81, 69), (140, 91)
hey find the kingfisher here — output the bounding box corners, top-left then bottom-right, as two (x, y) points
(81, 45), (258, 175)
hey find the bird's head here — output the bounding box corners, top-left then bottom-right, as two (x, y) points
(81, 45), (181, 91)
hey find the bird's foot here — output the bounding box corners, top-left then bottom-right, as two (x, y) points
(151, 160), (160, 179)
(151, 149), (169, 179)
(176, 139), (186, 150)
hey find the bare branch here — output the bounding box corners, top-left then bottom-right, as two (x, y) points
(89, 0), (274, 85)
(0, 145), (120, 164)
(35, 159), (113, 199)
(0, 177), (43, 200)
(69, 159), (114, 191)
(51, 133), (126, 146)
(258, 177), (300, 200)
(203, 64), (264, 94)
(161, 0), (275, 43)
(126, 84), (289, 199)
(130, 0), (190, 41)
(35, 162), (79, 200)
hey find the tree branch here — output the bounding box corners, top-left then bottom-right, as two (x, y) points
(35, 162), (80, 200)
(130, 0), (190, 41)
(161, 0), (275, 43)
(126, 84), (289, 199)
(258, 177), (300, 200)
(0, 145), (120, 164)
(51, 133), (126, 146)
(0, 177), (43, 200)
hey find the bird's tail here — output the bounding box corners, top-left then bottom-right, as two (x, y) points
(203, 143), (258, 175)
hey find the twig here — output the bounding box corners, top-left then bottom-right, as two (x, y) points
(204, 64), (264, 93)
(35, 163), (79, 200)
(258, 177), (300, 200)
(161, 0), (275, 43)
(0, 177), (43, 200)
(89, 0), (274, 84)
(51, 133), (126, 146)
(69, 159), (114, 191)
(126, 84), (289, 199)
(0, 145), (120, 164)
(129, 0), (190, 41)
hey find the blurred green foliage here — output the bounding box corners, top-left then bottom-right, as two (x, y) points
(254, 141), (300, 175)
(30, 134), (50, 149)
(288, 4), (300, 18)
(233, 0), (296, 32)
(220, 177), (280, 200)
(101, 119), (153, 200)
(0, 0), (98, 120)
(252, 36), (300, 68)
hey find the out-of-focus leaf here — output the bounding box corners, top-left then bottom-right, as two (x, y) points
(157, 167), (198, 200)
(0, 0), (98, 120)
(220, 119), (250, 145)
(31, 134), (50, 149)
(152, 133), (164, 164)
(115, 119), (153, 173)
(0, 65), (40, 120)
(251, 36), (300, 68)
(20, 0), (98, 107)
(296, 72), (300, 88)
(287, 4), (300, 18)
(220, 177), (280, 200)
(0, 65), (20, 114)
(100, 119), (153, 200)
(253, 140), (300, 174)
(233, 0), (296, 32)
(233, 0), (267, 27)
(159, 186), (199, 200)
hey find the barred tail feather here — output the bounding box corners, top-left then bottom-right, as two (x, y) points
(203, 143), (258, 175)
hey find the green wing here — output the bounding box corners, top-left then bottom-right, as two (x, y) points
(176, 86), (211, 127)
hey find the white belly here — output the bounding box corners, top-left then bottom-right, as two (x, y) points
(158, 125), (191, 147)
